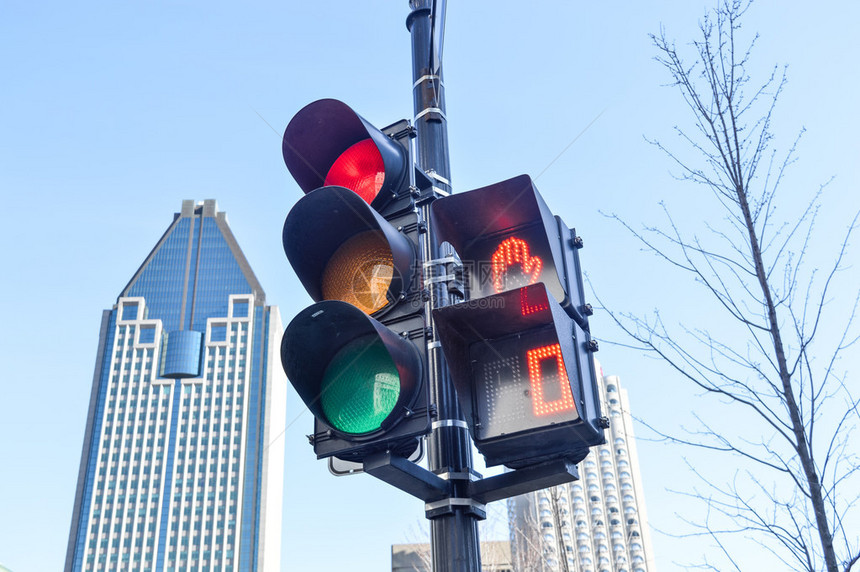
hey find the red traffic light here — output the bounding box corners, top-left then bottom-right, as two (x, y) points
(324, 139), (386, 205)
(283, 99), (409, 209)
(432, 283), (603, 468)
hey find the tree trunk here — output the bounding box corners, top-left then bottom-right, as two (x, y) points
(735, 182), (839, 572)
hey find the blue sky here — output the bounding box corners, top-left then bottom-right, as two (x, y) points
(1, 1), (858, 570)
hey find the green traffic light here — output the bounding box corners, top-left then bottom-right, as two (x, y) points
(320, 336), (400, 434)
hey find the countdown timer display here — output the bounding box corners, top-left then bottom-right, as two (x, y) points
(470, 323), (580, 442)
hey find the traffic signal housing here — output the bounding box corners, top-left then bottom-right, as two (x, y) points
(280, 99), (431, 461)
(282, 98), (410, 210)
(283, 186), (416, 317)
(281, 301), (428, 461)
(431, 174), (591, 328)
(431, 175), (605, 468)
(433, 283), (602, 468)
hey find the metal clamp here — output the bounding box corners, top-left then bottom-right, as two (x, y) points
(424, 274), (456, 286)
(415, 107), (447, 121)
(435, 469), (482, 482)
(424, 170), (451, 186)
(432, 419), (469, 430)
(413, 74), (443, 89)
(423, 256), (460, 268)
(424, 497), (486, 513)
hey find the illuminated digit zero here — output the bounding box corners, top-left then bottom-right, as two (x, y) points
(491, 237), (543, 293)
(526, 343), (576, 416)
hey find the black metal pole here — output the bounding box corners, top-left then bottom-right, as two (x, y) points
(407, 2), (482, 571)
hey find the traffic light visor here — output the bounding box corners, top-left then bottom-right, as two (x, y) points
(283, 99), (408, 209)
(431, 174), (590, 328)
(283, 187), (415, 316)
(430, 175), (564, 299)
(281, 301), (424, 440)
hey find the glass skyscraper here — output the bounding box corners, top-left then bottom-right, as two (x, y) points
(65, 200), (286, 571)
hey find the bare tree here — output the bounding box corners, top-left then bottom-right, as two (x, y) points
(599, 1), (860, 571)
(547, 486), (572, 572)
(509, 494), (554, 572)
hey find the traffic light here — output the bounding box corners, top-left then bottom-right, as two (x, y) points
(431, 175), (605, 468)
(281, 301), (426, 460)
(282, 98), (409, 211)
(280, 99), (431, 462)
(431, 174), (591, 328)
(282, 186), (416, 317)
